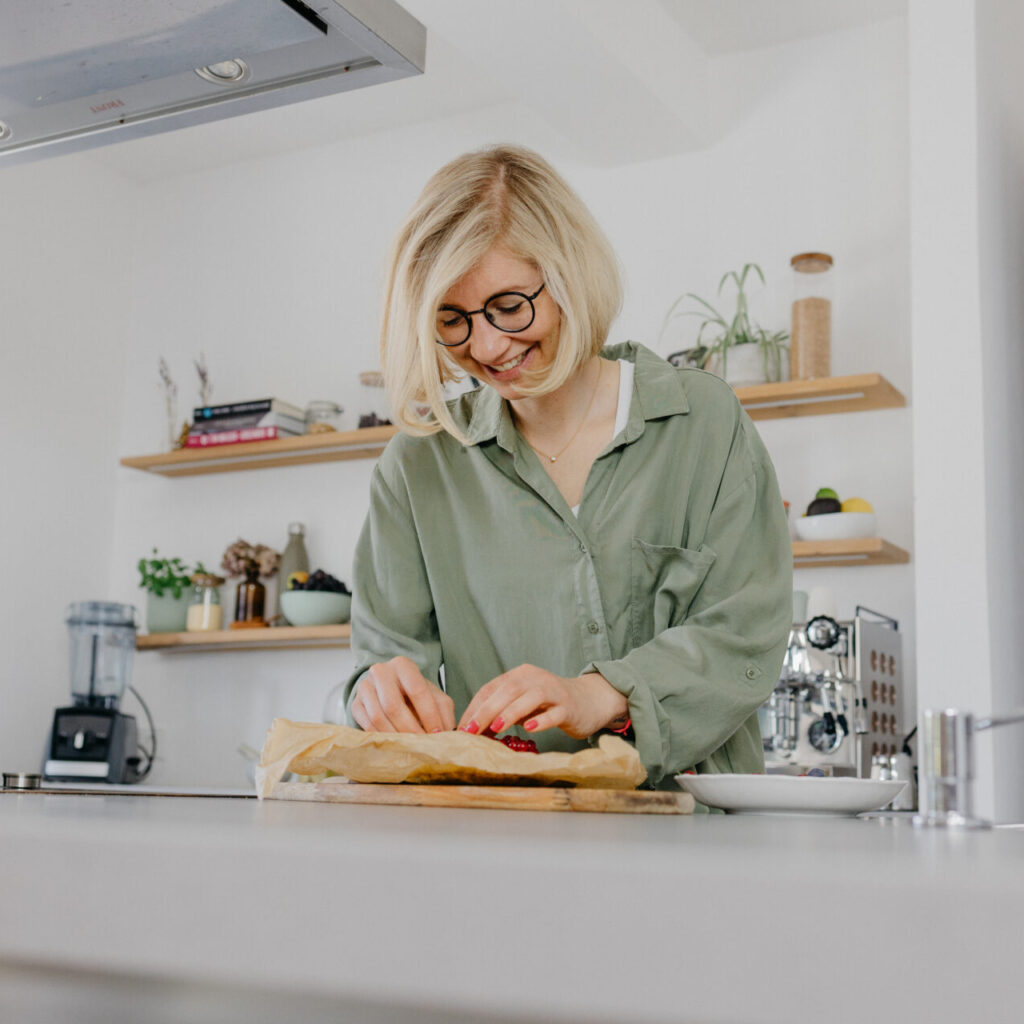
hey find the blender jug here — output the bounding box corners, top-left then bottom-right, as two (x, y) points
(66, 601), (137, 708)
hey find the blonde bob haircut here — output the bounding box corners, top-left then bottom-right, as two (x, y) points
(379, 144), (623, 443)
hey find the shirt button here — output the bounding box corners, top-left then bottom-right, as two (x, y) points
(587, 621), (601, 634)
(745, 667), (758, 680)
(580, 543), (588, 554)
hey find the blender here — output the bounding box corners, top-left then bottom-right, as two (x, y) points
(43, 601), (143, 784)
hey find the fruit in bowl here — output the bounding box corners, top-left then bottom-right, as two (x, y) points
(281, 569), (352, 626)
(794, 490), (876, 541)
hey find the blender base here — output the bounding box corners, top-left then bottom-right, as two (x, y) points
(43, 707), (141, 784)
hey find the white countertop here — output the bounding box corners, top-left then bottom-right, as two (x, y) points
(1, 791), (1022, 1024)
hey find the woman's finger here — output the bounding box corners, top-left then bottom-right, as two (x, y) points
(372, 673), (426, 733)
(482, 689), (552, 733)
(521, 704), (569, 735)
(355, 681), (398, 732)
(350, 694), (370, 731)
(457, 678), (505, 731)
(395, 664), (450, 733)
(458, 680), (524, 733)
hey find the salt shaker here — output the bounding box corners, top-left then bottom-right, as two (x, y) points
(870, 753), (892, 781)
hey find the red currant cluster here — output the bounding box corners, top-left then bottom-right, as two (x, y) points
(497, 735), (539, 754)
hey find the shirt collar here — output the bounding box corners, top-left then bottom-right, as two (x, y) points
(452, 341), (689, 449)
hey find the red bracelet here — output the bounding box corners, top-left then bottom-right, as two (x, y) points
(608, 715), (632, 735)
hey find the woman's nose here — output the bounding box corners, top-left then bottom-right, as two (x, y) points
(468, 317), (514, 362)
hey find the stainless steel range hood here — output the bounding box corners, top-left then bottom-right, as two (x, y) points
(0, 0), (425, 165)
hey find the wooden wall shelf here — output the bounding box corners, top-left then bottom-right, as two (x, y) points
(120, 426), (397, 477)
(119, 374), (906, 477)
(135, 543), (908, 655)
(137, 624), (351, 652)
(792, 538), (910, 569)
(735, 373), (905, 421)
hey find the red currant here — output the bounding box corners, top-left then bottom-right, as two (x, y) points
(497, 735), (538, 754)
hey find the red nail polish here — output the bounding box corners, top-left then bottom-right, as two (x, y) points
(461, 720), (479, 735)
(431, 728), (442, 733)
(491, 717), (505, 732)
(524, 719), (538, 732)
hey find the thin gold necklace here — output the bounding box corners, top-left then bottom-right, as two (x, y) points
(523, 359), (603, 463)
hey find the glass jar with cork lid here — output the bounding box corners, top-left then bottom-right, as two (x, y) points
(186, 572), (225, 632)
(789, 252), (834, 379)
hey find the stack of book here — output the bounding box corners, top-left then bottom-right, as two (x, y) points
(186, 398), (306, 448)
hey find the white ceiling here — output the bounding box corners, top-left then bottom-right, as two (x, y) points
(72, 0), (905, 183)
(660, 0), (905, 54)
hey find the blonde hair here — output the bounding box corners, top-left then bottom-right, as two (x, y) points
(379, 144), (622, 441)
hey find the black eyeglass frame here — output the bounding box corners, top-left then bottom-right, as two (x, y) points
(434, 283), (546, 347)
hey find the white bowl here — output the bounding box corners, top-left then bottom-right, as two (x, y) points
(280, 590), (351, 626)
(794, 511), (877, 542)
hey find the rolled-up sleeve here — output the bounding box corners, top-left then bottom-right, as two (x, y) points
(587, 415), (792, 786)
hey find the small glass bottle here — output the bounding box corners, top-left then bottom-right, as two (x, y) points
(186, 572), (225, 632)
(234, 562), (266, 624)
(358, 371), (392, 428)
(789, 252), (834, 379)
(275, 522), (309, 625)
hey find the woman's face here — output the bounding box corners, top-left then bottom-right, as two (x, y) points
(438, 246), (560, 400)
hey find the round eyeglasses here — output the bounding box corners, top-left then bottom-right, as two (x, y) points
(435, 283), (545, 347)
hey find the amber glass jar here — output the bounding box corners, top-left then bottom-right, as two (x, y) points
(234, 562), (266, 624)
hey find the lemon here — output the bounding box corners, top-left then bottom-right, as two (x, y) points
(287, 570), (309, 589)
(841, 497), (874, 513)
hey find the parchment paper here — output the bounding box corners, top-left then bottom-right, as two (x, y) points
(255, 719), (646, 798)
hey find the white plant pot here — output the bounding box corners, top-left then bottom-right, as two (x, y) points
(707, 345), (788, 387)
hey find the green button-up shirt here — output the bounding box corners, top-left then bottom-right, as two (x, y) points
(344, 342), (792, 788)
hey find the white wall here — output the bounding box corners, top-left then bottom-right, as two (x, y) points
(1, 15), (914, 788)
(907, 0), (1024, 822)
(0, 158), (135, 770)
(975, 0), (1024, 822)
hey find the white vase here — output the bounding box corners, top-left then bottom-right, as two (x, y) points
(707, 345), (788, 387)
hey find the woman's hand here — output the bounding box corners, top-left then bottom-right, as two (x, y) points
(350, 656), (456, 734)
(457, 666), (628, 739)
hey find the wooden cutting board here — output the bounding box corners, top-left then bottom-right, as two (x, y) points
(269, 780), (694, 815)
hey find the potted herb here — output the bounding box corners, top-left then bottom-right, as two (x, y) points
(660, 263), (789, 387)
(137, 549), (202, 633)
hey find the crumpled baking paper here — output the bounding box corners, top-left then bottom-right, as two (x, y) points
(255, 719), (646, 799)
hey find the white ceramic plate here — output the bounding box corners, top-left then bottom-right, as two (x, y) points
(674, 773), (906, 816)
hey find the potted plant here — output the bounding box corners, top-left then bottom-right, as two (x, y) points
(660, 263), (789, 387)
(137, 549), (200, 633)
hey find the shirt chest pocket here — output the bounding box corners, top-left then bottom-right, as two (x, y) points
(630, 538), (717, 646)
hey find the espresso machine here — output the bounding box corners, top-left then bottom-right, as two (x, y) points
(759, 607), (905, 778)
(43, 601), (144, 784)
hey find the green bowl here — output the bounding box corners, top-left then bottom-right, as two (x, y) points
(280, 590), (351, 626)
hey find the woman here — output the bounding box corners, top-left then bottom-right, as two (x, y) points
(343, 144), (792, 789)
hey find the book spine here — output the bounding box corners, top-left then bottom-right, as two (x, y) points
(193, 398), (304, 421)
(184, 426), (299, 448)
(189, 411), (306, 435)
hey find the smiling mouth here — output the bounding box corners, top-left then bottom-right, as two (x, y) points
(489, 346), (534, 374)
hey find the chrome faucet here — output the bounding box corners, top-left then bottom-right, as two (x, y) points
(914, 705), (1024, 828)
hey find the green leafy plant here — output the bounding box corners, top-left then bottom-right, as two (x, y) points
(659, 263), (789, 382)
(137, 549), (205, 599)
